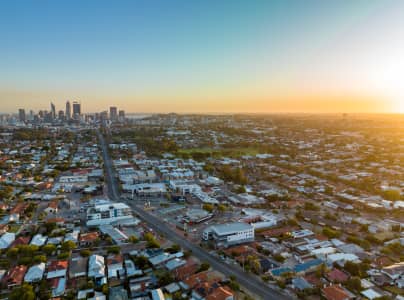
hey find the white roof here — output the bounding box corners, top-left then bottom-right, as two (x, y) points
(211, 222), (253, 236)
(24, 263), (45, 282)
(88, 255), (105, 278)
(361, 289), (382, 299)
(327, 253), (359, 263)
(94, 202), (129, 210)
(0, 232), (15, 249)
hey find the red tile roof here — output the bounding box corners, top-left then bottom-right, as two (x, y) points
(183, 270), (221, 289)
(322, 285), (353, 300)
(326, 269), (349, 283)
(10, 236), (31, 248)
(48, 201), (58, 209)
(79, 232), (99, 242)
(107, 254), (123, 265)
(2, 265), (27, 287)
(173, 260), (198, 280)
(48, 260), (69, 271)
(206, 286), (234, 300)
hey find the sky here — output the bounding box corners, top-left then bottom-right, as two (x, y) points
(1, 0), (404, 114)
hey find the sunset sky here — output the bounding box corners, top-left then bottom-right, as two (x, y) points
(1, 0), (404, 113)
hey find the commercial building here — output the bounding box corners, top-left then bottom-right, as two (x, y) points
(66, 101), (71, 120)
(18, 108), (26, 122)
(88, 254), (107, 286)
(110, 106), (118, 121)
(72, 101), (81, 119)
(50, 102), (56, 120)
(202, 222), (254, 248)
(86, 202), (133, 226)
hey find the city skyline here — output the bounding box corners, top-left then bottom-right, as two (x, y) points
(1, 0), (404, 113)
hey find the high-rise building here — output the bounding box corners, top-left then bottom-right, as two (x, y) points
(72, 101), (81, 119)
(66, 101), (71, 120)
(50, 102), (56, 120)
(18, 109), (26, 122)
(118, 110), (125, 119)
(100, 111), (108, 122)
(58, 110), (64, 120)
(109, 106), (118, 121)
(29, 110), (34, 121)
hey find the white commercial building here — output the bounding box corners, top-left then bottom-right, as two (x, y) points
(86, 202), (133, 227)
(203, 222), (254, 248)
(88, 254), (107, 286)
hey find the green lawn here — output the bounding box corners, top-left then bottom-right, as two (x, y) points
(178, 147), (262, 158)
(8, 224), (21, 233)
(384, 286), (404, 296)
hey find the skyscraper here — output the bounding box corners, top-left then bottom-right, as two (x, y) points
(72, 101), (81, 120)
(118, 110), (125, 122)
(50, 102), (56, 120)
(18, 109), (26, 122)
(66, 101), (71, 120)
(110, 106), (118, 121)
(58, 110), (64, 120)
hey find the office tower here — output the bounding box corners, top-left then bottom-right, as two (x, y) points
(50, 102), (56, 120)
(58, 110), (64, 120)
(29, 110), (34, 121)
(110, 106), (118, 121)
(118, 110), (125, 119)
(66, 101), (71, 120)
(72, 101), (81, 119)
(100, 111), (108, 121)
(18, 109), (26, 122)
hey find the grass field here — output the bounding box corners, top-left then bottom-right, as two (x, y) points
(177, 147), (262, 158)
(384, 286), (404, 296)
(8, 224), (21, 233)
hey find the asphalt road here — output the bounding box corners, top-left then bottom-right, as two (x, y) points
(98, 129), (293, 300)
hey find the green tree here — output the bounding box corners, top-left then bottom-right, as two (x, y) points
(33, 255), (47, 264)
(202, 203), (214, 213)
(80, 249), (92, 257)
(346, 276), (362, 292)
(42, 244), (56, 255)
(9, 283), (35, 300)
(60, 240), (76, 252)
(197, 262), (210, 273)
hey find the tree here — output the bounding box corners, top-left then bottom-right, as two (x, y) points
(197, 262), (210, 273)
(9, 283), (35, 300)
(134, 255), (150, 270)
(80, 249), (92, 257)
(383, 190), (401, 201)
(101, 284), (109, 295)
(60, 240), (76, 252)
(157, 271), (174, 286)
(42, 244), (56, 255)
(304, 202), (319, 211)
(128, 235), (139, 243)
(33, 255), (47, 263)
(44, 222), (57, 234)
(344, 261), (370, 278)
(6, 247), (19, 259)
(322, 226), (341, 238)
(346, 276), (362, 292)
(236, 185), (246, 194)
(217, 204), (227, 213)
(202, 203), (214, 213)
(144, 232), (160, 249)
(107, 246), (120, 254)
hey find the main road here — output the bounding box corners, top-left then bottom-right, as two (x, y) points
(98, 129), (292, 300)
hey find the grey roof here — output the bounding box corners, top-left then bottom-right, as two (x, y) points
(211, 222), (253, 235)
